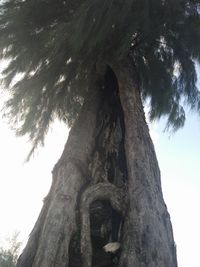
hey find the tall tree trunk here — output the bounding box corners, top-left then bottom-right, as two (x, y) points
(17, 79), (103, 267)
(17, 65), (177, 267)
(115, 62), (177, 267)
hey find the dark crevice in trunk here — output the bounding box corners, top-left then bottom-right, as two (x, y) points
(68, 231), (82, 267)
(68, 67), (129, 267)
(89, 67), (128, 186)
(80, 183), (127, 267)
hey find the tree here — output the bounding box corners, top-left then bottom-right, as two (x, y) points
(0, 0), (200, 266)
(0, 232), (21, 267)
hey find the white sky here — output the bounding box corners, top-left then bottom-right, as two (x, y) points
(151, 114), (200, 267)
(0, 61), (200, 266)
(0, 117), (69, 246)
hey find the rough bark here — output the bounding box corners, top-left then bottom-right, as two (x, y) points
(17, 81), (103, 267)
(114, 62), (178, 267)
(17, 64), (178, 267)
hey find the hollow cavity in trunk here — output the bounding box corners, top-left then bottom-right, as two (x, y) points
(70, 67), (128, 267)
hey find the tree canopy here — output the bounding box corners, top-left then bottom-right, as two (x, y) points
(0, 0), (200, 155)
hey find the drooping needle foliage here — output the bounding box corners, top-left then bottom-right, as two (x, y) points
(0, 0), (200, 155)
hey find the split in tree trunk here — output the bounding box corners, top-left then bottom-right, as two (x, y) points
(17, 65), (177, 267)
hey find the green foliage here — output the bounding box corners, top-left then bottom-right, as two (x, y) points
(0, 232), (21, 267)
(0, 0), (200, 155)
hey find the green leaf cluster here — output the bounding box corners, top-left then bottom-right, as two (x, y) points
(0, 0), (200, 155)
(0, 232), (21, 267)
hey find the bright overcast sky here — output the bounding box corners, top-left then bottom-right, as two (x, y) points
(0, 66), (200, 267)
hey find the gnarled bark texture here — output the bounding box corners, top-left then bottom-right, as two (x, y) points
(17, 66), (177, 267)
(115, 62), (177, 267)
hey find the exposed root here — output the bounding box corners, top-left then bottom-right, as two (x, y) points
(80, 182), (127, 267)
(17, 193), (51, 267)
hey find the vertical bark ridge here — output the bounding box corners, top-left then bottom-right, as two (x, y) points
(114, 62), (177, 267)
(17, 185), (53, 267)
(17, 84), (102, 267)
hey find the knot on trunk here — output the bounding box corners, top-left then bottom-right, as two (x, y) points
(79, 182), (127, 267)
